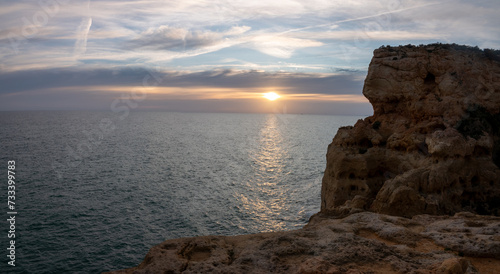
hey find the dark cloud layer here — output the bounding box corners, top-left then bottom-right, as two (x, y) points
(0, 67), (365, 96)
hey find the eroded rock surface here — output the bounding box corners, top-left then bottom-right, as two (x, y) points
(106, 212), (500, 273)
(322, 44), (500, 217)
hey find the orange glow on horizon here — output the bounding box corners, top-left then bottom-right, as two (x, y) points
(44, 85), (368, 104)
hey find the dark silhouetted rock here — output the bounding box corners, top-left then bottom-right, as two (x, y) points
(322, 44), (500, 218)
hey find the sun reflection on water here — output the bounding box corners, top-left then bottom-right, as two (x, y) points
(238, 114), (292, 232)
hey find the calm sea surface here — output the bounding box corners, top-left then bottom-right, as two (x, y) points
(0, 111), (363, 273)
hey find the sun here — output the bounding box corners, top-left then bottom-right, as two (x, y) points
(263, 92), (280, 101)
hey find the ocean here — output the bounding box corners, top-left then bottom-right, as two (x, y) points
(0, 111), (363, 273)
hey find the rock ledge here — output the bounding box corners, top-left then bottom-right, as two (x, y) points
(107, 212), (500, 273)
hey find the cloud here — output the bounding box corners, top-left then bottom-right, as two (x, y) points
(293, 30), (440, 41)
(0, 66), (370, 114)
(127, 25), (251, 51)
(245, 35), (323, 58)
(74, 17), (92, 56)
(0, 67), (365, 96)
(125, 25), (323, 59)
(0, 0), (499, 89)
(128, 26), (219, 51)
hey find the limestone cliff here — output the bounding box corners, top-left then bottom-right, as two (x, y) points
(322, 44), (500, 218)
(107, 212), (500, 273)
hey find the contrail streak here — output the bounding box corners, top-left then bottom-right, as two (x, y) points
(74, 17), (92, 56)
(280, 1), (448, 35)
(74, 0), (92, 56)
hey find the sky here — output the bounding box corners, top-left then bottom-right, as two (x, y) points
(0, 0), (499, 115)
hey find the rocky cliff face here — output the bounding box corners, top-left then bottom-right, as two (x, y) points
(322, 44), (500, 218)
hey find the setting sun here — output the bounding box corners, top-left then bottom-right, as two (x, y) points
(263, 92), (281, 101)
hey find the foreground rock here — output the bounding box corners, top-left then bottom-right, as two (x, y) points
(322, 44), (500, 217)
(107, 212), (500, 273)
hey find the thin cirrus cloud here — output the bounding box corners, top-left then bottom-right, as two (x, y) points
(0, 0), (499, 113)
(244, 35), (323, 59)
(125, 25), (323, 59)
(126, 25), (251, 51)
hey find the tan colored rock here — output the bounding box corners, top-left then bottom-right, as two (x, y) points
(426, 128), (474, 157)
(106, 212), (500, 273)
(437, 258), (473, 274)
(322, 44), (500, 217)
